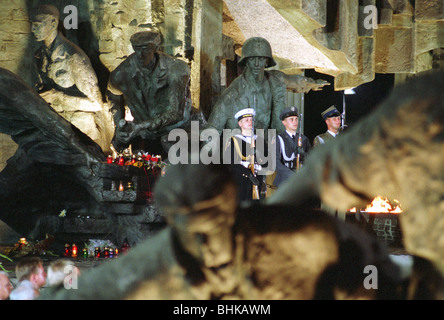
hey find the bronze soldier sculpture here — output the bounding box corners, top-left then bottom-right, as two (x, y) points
(106, 31), (192, 157)
(30, 4), (113, 152)
(206, 37), (329, 135)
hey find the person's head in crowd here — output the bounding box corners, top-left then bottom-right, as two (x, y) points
(0, 271), (13, 300)
(15, 257), (47, 288)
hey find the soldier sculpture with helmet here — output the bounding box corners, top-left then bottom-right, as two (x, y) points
(206, 36), (329, 135)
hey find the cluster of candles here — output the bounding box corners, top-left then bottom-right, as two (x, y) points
(106, 153), (162, 167)
(106, 152), (166, 193)
(63, 242), (130, 258)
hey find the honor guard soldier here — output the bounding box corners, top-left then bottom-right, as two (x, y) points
(313, 106), (342, 146)
(224, 108), (265, 202)
(313, 105), (345, 219)
(273, 107), (311, 187)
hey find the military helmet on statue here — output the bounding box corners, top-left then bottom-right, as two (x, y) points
(238, 37), (277, 68)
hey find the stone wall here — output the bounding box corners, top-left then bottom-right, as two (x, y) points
(0, 0), (32, 171)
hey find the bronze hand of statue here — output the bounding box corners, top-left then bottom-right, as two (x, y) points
(310, 79), (330, 91)
(135, 119), (161, 139)
(112, 118), (161, 151)
(138, 119), (160, 131)
(112, 119), (137, 151)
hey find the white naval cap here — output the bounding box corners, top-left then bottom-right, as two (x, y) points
(234, 108), (255, 121)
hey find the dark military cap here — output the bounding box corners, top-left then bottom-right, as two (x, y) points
(130, 31), (161, 47)
(279, 106), (299, 121)
(321, 106), (341, 120)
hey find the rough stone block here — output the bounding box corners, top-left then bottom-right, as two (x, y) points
(61, 217), (114, 234)
(416, 0), (444, 20)
(379, 8), (393, 25)
(335, 37), (375, 90)
(102, 190), (138, 202)
(375, 27), (413, 73)
(302, 0), (326, 27)
(415, 21), (444, 56)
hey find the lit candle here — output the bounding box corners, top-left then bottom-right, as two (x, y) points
(82, 248), (88, 258)
(64, 243), (71, 257)
(107, 155), (113, 164)
(94, 247), (101, 258)
(119, 181), (124, 191)
(118, 155), (124, 166)
(19, 238), (27, 250)
(71, 243), (78, 258)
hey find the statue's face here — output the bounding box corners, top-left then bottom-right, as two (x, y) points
(31, 14), (57, 42)
(245, 56), (268, 76)
(133, 43), (157, 67)
(170, 185), (237, 268)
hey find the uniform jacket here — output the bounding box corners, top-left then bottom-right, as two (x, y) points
(313, 131), (337, 146)
(274, 132), (311, 187)
(224, 134), (266, 201)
